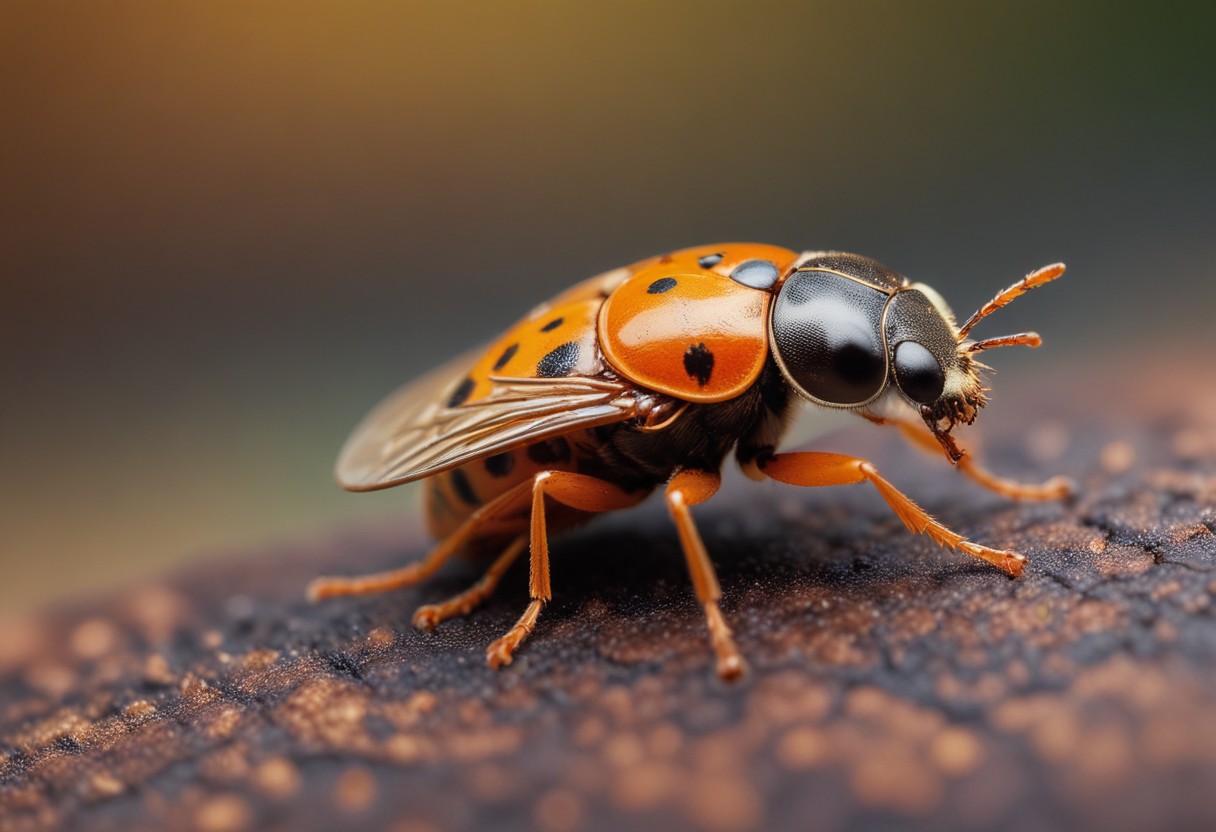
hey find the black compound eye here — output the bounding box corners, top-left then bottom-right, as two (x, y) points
(893, 340), (945, 404)
(771, 270), (888, 405)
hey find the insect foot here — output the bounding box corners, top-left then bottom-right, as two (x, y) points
(960, 542), (1027, 578)
(411, 606), (443, 631)
(486, 599), (544, 669)
(715, 652), (747, 682)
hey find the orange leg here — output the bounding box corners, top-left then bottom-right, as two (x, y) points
(307, 478), (536, 602)
(485, 471), (645, 669)
(411, 536), (527, 631)
(892, 421), (1075, 502)
(666, 469), (745, 680)
(760, 452), (1027, 577)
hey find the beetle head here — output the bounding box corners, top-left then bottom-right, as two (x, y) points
(883, 282), (984, 463)
(768, 254), (1064, 464)
(900, 263), (1067, 463)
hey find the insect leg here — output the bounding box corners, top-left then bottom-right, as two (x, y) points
(411, 536), (527, 630)
(307, 478), (536, 602)
(760, 452), (1027, 577)
(486, 471), (643, 669)
(891, 421), (1075, 501)
(666, 468), (745, 680)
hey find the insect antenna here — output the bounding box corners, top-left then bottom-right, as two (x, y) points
(967, 332), (1042, 353)
(956, 262), (1066, 340)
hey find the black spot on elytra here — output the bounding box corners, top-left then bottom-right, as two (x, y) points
(450, 469), (479, 506)
(698, 252), (724, 268)
(684, 342), (715, 386)
(540, 317), (564, 332)
(448, 376), (475, 408)
(537, 341), (580, 377)
(647, 277), (678, 294)
(493, 342), (519, 371)
(484, 452), (515, 477)
(527, 437), (571, 465)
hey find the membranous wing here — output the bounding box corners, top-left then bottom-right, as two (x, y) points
(336, 351), (645, 492)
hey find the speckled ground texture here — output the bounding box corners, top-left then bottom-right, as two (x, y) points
(2, 354), (1215, 832)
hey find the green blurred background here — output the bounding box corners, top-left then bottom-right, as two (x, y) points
(3, 2), (1214, 613)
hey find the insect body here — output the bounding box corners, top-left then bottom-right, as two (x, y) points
(311, 244), (1073, 679)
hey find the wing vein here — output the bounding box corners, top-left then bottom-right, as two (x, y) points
(336, 365), (647, 491)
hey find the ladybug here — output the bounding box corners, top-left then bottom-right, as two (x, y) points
(310, 244), (1073, 679)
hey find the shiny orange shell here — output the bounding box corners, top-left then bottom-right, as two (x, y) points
(598, 243), (800, 402)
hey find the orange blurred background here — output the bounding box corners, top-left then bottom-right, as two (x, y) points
(3, 2), (1215, 612)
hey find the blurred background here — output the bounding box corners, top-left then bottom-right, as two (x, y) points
(3, 2), (1214, 613)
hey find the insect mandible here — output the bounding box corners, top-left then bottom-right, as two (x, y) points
(310, 244), (1073, 679)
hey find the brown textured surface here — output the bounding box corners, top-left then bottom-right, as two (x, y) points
(2, 353), (1215, 832)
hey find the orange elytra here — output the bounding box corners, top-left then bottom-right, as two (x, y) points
(597, 244), (801, 402)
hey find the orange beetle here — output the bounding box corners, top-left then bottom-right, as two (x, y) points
(312, 244), (1073, 679)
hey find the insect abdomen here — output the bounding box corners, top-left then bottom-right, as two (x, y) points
(423, 435), (588, 540)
